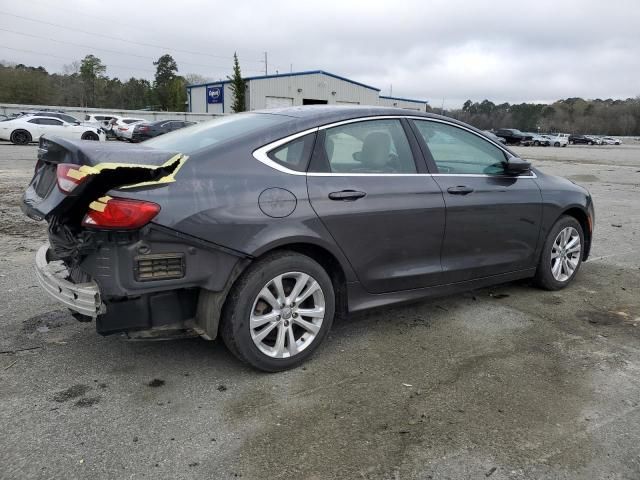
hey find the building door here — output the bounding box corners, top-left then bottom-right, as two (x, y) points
(265, 96), (293, 108)
(303, 99), (328, 105)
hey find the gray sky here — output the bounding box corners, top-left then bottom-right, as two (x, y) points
(1, 0), (638, 108)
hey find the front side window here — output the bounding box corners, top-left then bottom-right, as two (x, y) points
(413, 120), (507, 175)
(320, 119), (416, 174)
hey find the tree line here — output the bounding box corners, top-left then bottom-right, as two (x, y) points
(0, 53), (203, 111)
(445, 97), (640, 136)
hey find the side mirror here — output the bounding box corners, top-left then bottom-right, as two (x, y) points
(504, 156), (531, 175)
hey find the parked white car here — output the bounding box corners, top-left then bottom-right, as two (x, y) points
(114, 120), (145, 141)
(601, 136), (622, 145)
(104, 116), (145, 139)
(545, 133), (569, 147)
(84, 114), (117, 129)
(0, 116), (105, 145)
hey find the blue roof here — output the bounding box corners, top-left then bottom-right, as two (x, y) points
(379, 95), (429, 104)
(187, 70), (381, 92)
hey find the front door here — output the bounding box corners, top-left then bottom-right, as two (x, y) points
(410, 119), (543, 283)
(307, 118), (446, 293)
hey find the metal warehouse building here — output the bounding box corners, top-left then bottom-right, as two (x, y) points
(187, 70), (428, 114)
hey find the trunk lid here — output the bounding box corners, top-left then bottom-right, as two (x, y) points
(22, 136), (187, 222)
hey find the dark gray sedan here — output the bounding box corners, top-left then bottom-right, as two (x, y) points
(22, 106), (594, 371)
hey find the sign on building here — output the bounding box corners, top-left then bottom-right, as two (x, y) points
(207, 86), (223, 104)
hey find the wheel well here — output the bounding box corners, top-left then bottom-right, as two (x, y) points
(256, 243), (349, 319)
(562, 207), (591, 260)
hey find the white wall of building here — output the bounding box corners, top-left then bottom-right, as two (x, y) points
(187, 71), (428, 114)
(247, 73), (380, 110)
(378, 96), (428, 112)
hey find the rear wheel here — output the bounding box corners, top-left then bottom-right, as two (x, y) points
(533, 140), (540, 146)
(554, 141), (561, 147)
(220, 251), (335, 371)
(81, 131), (99, 141)
(10, 129), (31, 145)
(533, 215), (584, 290)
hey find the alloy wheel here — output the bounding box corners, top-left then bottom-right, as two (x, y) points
(249, 271), (325, 358)
(550, 226), (581, 282)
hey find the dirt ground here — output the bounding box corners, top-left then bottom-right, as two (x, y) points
(1, 141), (639, 480)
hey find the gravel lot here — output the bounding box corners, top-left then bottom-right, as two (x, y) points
(1, 141), (639, 480)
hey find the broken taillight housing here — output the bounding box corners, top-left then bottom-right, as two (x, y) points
(56, 163), (87, 194)
(82, 197), (160, 230)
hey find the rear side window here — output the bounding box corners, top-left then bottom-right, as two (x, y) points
(318, 119), (416, 174)
(413, 120), (507, 175)
(268, 133), (316, 172)
(28, 118), (41, 124)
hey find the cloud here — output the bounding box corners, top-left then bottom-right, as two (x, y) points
(1, 0), (638, 107)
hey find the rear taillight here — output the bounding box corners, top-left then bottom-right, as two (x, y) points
(82, 197), (160, 230)
(138, 126), (149, 132)
(56, 163), (87, 194)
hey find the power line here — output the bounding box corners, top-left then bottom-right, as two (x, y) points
(0, 45), (157, 74)
(27, 0), (270, 61)
(0, 27), (263, 73)
(0, 11), (265, 65)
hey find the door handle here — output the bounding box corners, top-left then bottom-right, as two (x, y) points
(447, 185), (474, 195)
(328, 190), (367, 201)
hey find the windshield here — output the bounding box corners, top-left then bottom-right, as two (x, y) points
(144, 113), (291, 153)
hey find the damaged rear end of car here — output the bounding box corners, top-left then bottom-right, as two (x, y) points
(22, 136), (247, 339)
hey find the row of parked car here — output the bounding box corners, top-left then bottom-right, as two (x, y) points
(483, 128), (622, 147)
(83, 114), (196, 142)
(0, 110), (196, 145)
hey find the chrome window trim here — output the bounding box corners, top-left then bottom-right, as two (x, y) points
(306, 172), (537, 179)
(252, 115), (533, 178)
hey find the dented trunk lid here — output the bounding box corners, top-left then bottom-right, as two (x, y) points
(22, 136), (186, 222)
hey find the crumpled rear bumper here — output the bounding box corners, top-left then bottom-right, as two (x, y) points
(34, 244), (105, 318)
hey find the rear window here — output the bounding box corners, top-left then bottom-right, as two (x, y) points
(144, 113), (291, 153)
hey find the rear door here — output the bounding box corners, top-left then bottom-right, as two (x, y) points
(307, 117), (446, 293)
(410, 119), (543, 283)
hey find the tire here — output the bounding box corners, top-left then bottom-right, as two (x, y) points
(10, 129), (31, 145)
(554, 142), (561, 147)
(220, 251), (335, 372)
(533, 215), (584, 291)
(588, 141), (594, 145)
(81, 131), (99, 141)
(569, 140), (574, 145)
(533, 141), (540, 146)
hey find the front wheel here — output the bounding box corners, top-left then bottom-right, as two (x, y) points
(220, 251), (335, 371)
(533, 216), (584, 290)
(554, 142), (561, 147)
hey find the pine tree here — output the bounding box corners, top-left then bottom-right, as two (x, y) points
(228, 53), (246, 113)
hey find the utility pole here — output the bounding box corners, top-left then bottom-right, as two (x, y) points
(264, 52), (268, 76)
(390, 84), (393, 96)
